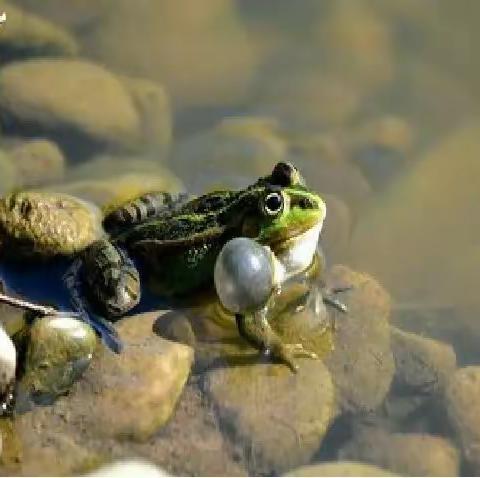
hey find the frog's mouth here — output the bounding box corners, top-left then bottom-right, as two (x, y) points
(269, 220), (324, 283)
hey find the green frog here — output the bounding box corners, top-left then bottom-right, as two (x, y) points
(95, 161), (329, 370)
(0, 163), (337, 371)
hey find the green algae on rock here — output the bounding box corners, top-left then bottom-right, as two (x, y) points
(0, 190), (104, 258)
(19, 315), (97, 404)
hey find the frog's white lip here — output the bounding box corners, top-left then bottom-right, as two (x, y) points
(269, 220), (324, 285)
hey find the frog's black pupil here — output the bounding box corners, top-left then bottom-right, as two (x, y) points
(265, 193), (282, 213)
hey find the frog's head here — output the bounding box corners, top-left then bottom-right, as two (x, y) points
(241, 184), (326, 248)
(236, 163), (326, 278)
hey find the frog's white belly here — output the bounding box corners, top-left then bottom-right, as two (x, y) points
(269, 221), (323, 286)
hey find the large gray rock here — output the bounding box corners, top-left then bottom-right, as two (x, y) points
(0, 3), (78, 59)
(445, 366), (480, 473)
(205, 358), (335, 474)
(323, 265), (395, 413)
(68, 312), (194, 441)
(339, 428), (460, 476)
(391, 326), (457, 394)
(6, 138), (65, 187)
(0, 59), (141, 151)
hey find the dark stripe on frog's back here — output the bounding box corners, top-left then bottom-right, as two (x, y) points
(103, 191), (190, 233)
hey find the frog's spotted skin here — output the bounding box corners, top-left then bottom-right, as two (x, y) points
(99, 162), (327, 369)
(0, 191), (103, 259)
(103, 191), (191, 234)
(0, 162), (331, 370)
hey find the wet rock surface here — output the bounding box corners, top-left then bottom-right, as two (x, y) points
(286, 460), (397, 477)
(444, 366), (480, 474)
(19, 315), (97, 407)
(391, 326), (457, 394)
(204, 358), (335, 474)
(323, 265), (394, 413)
(339, 428), (460, 476)
(6, 139), (65, 187)
(0, 2), (78, 61)
(0, 59), (142, 154)
(65, 312), (194, 441)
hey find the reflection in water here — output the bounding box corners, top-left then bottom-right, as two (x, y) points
(0, 0), (479, 475)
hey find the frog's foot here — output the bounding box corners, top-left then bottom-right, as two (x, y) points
(236, 311), (318, 373)
(322, 285), (352, 313)
(267, 342), (319, 373)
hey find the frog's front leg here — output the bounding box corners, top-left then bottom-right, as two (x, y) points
(235, 307), (318, 372)
(63, 239), (141, 353)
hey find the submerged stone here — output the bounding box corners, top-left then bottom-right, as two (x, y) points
(205, 358), (335, 474)
(19, 315), (97, 405)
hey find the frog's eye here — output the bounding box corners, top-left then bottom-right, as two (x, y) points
(263, 192), (284, 216)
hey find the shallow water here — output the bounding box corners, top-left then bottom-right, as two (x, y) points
(0, 1), (479, 476)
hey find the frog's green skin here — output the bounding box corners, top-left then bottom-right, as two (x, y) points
(0, 162), (328, 370)
(104, 163), (326, 369)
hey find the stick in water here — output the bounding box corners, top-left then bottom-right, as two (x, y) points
(0, 292), (79, 318)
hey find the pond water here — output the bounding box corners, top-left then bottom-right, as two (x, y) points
(0, 1), (479, 476)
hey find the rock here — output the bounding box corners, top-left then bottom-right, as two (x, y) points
(64, 312), (193, 441)
(172, 116), (287, 191)
(323, 265), (394, 413)
(18, 315), (97, 406)
(0, 150), (17, 195)
(315, 2), (394, 92)
(285, 460), (397, 476)
(7, 138), (65, 186)
(88, 459), (170, 477)
(339, 429), (460, 477)
(0, 2), (78, 60)
(120, 76), (172, 156)
(47, 157), (184, 208)
(0, 59), (141, 152)
(0, 326), (16, 397)
(348, 116), (414, 189)
(85, 0), (258, 108)
(204, 358), (335, 474)
(11, 422), (104, 476)
(255, 68), (362, 129)
(391, 327), (456, 394)
(445, 366), (480, 473)
(350, 123), (480, 310)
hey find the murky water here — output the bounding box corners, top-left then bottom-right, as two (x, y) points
(0, 1), (479, 476)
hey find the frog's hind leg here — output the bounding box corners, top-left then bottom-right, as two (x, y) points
(63, 255), (123, 353)
(103, 191), (191, 233)
(235, 308), (318, 373)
